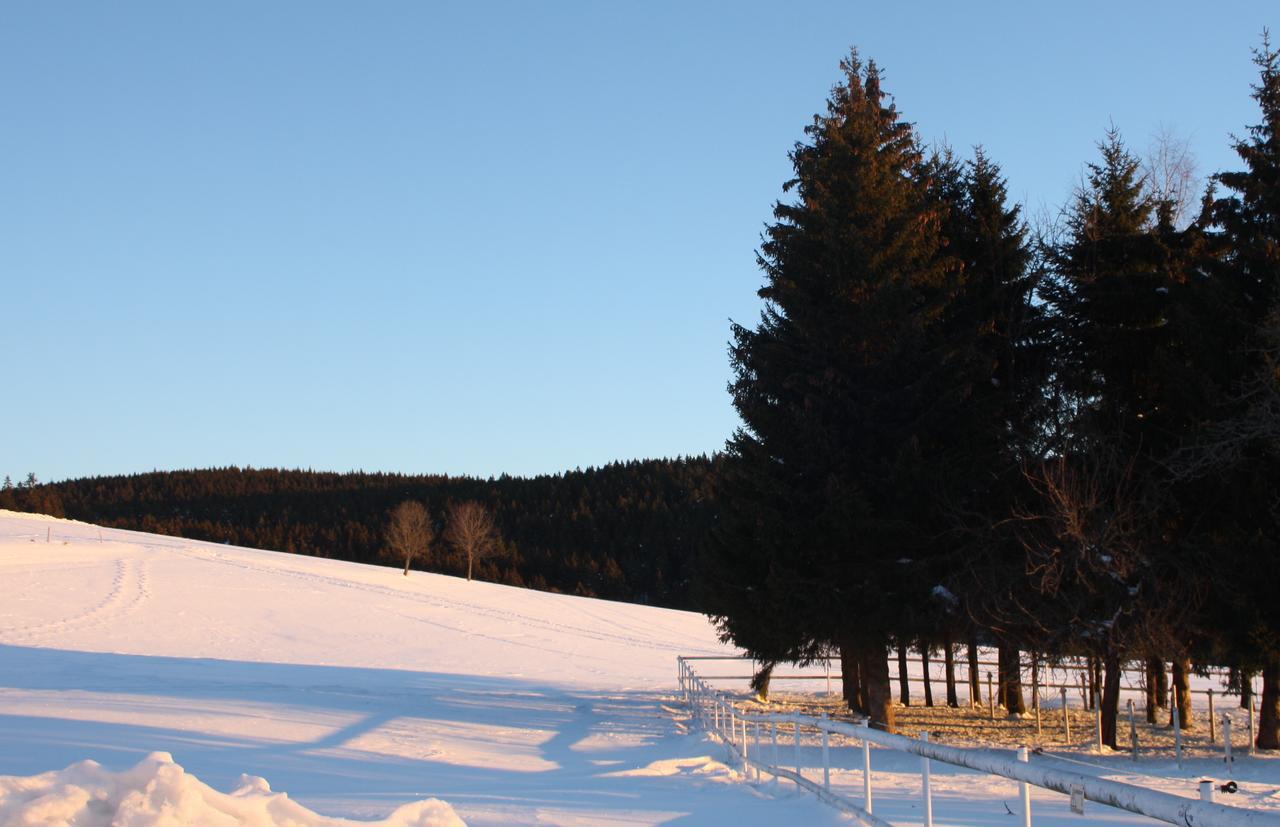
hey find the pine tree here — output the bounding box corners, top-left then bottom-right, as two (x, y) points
(705, 50), (955, 732)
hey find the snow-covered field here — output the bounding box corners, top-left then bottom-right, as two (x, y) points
(0, 510), (848, 825)
(2, 510), (1276, 826)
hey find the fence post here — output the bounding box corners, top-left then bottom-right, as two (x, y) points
(1017, 746), (1032, 827)
(1249, 697), (1256, 756)
(1173, 705), (1183, 768)
(1096, 701), (1103, 754)
(794, 713), (802, 780)
(1128, 699), (1138, 760)
(1200, 779), (1215, 803)
(826, 661), (831, 696)
(1224, 715), (1233, 775)
(921, 731), (934, 827)
(747, 722), (757, 783)
(822, 714), (830, 791)
(771, 719), (778, 769)
(1061, 687), (1071, 743)
(862, 717), (873, 814)
(1209, 688), (1216, 744)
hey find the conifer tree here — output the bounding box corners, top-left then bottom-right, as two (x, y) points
(706, 50), (955, 731)
(1203, 32), (1280, 749)
(1033, 130), (1214, 746)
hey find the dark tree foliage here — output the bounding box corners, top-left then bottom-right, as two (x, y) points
(1198, 32), (1280, 749)
(929, 148), (1048, 715)
(703, 51), (958, 732)
(0, 459), (718, 610)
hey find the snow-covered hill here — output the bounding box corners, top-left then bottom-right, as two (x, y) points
(0, 510), (846, 826)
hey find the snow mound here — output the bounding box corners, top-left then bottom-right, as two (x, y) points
(0, 752), (465, 827)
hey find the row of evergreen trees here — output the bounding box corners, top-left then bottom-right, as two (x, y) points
(701, 39), (1280, 749)
(0, 460), (717, 608)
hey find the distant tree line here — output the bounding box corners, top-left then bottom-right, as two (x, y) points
(0, 459), (717, 609)
(701, 39), (1280, 750)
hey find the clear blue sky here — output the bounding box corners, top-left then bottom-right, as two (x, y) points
(2, 1), (1273, 483)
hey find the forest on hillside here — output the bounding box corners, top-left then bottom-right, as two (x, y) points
(0, 459), (717, 610)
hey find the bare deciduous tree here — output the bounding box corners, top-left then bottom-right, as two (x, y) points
(1144, 125), (1200, 228)
(445, 500), (500, 582)
(384, 500), (432, 576)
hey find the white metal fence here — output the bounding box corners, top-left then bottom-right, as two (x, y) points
(677, 656), (1280, 827)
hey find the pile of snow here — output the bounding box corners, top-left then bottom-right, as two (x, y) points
(0, 752), (463, 827)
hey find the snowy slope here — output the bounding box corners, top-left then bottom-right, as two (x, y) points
(0, 510), (848, 826)
(5, 511), (1277, 827)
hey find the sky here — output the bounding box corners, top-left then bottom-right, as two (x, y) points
(2, 1), (1274, 483)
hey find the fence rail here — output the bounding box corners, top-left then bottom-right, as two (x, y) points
(677, 656), (1280, 827)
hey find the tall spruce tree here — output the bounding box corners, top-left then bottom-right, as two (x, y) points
(938, 148), (1049, 716)
(1035, 130), (1210, 746)
(704, 50), (955, 732)
(1205, 32), (1280, 749)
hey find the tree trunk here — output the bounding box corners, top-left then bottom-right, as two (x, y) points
(1087, 656), (1099, 710)
(897, 644), (911, 706)
(1258, 659), (1279, 750)
(467, 553), (473, 582)
(944, 635), (959, 708)
(1171, 657), (1192, 729)
(1145, 658), (1162, 723)
(998, 642), (1026, 715)
(1101, 653), (1122, 749)
(862, 641), (895, 733)
(1031, 653), (1040, 711)
(1242, 668), (1255, 710)
(922, 646), (934, 707)
(750, 662), (774, 701)
(403, 555), (411, 576)
(967, 637), (980, 708)
(840, 638), (865, 715)
(1155, 658), (1169, 708)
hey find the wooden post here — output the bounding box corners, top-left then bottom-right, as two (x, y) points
(1128, 699), (1138, 760)
(1062, 687), (1071, 743)
(1173, 704), (1183, 767)
(1249, 697), (1256, 756)
(1209, 689), (1216, 744)
(1223, 715), (1233, 775)
(1095, 700), (1103, 754)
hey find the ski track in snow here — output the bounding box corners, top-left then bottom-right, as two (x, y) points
(4, 556), (151, 643)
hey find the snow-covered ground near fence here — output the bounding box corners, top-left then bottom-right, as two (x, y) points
(3, 509), (1277, 826)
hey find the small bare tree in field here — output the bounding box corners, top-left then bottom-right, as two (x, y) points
(384, 500), (432, 576)
(445, 500), (500, 582)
